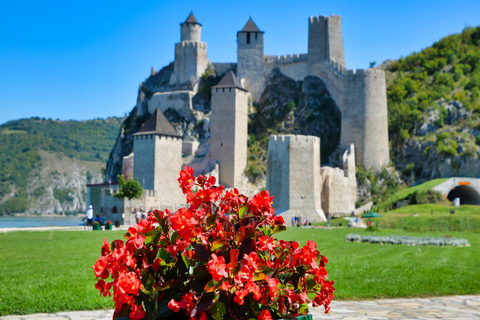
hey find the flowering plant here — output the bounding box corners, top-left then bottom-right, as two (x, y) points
(93, 167), (334, 320)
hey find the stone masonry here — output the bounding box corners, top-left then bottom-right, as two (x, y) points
(209, 71), (250, 187)
(266, 135), (326, 222)
(267, 136), (357, 220)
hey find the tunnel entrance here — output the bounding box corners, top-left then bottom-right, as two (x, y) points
(447, 185), (480, 205)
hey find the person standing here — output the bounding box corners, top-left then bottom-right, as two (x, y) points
(86, 205), (94, 229)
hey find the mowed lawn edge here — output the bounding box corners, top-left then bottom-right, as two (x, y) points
(0, 228), (479, 315)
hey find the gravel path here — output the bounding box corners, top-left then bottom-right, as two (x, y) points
(1, 295), (479, 320)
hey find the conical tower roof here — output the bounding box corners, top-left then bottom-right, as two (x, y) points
(182, 12), (201, 26)
(212, 71), (247, 92)
(134, 109), (181, 137)
(239, 17), (263, 33)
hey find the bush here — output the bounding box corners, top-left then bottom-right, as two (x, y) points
(93, 167), (335, 319)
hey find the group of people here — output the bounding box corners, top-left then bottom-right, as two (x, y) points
(290, 216), (310, 227)
(84, 205), (107, 229)
(85, 205), (151, 229)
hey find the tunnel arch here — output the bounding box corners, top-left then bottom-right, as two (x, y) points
(447, 185), (480, 205)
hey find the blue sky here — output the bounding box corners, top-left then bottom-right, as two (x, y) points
(1, 0), (480, 125)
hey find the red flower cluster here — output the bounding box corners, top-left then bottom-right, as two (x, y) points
(93, 166), (334, 320)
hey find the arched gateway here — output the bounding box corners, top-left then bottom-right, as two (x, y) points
(433, 178), (480, 205)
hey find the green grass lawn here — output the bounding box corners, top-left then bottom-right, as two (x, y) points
(0, 230), (125, 315)
(277, 228), (480, 300)
(374, 204), (480, 232)
(0, 228), (479, 315)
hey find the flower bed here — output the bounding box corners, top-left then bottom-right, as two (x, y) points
(93, 167), (334, 320)
(345, 233), (470, 247)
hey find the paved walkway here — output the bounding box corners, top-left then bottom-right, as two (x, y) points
(1, 295), (479, 320)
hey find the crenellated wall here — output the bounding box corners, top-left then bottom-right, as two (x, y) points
(264, 54), (308, 81)
(266, 135), (326, 222)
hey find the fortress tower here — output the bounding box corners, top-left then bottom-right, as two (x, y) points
(266, 135), (326, 222)
(307, 15), (345, 72)
(133, 109), (184, 208)
(209, 71), (249, 187)
(342, 69), (390, 169)
(237, 18), (264, 102)
(170, 12), (209, 87)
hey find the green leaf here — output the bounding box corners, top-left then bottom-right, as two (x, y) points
(273, 224), (287, 234)
(157, 248), (175, 264)
(299, 302), (309, 315)
(238, 205), (248, 218)
(144, 229), (159, 245)
(211, 238), (226, 251)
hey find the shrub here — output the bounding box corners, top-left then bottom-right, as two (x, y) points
(93, 167), (335, 320)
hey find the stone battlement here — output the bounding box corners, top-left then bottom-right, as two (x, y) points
(309, 14), (341, 24)
(264, 54), (308, 65)
(327, 59), (348, 76)
(176, 41), (207, 49)
(134, 134), (182, 141)
(269, 134), (320, 145)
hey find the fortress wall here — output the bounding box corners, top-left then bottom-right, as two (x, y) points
(210, 88), (249, 187)
(320, 166), (356, 216)
(237, 32), (264, 101)
(264, 61), (308, 81)
(152, 135), (184, 207)
(182, 141), (200, 156)
(212, 63), (236, 76)
(266, 135), (325, 222)
(181, 23), (201, 42)
(308, 62), (346, 112)
(363, 69), (390, 170)
(148, 91), (195, 120)
(264, 54), (308, 64)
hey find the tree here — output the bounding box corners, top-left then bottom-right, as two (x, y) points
(369, 61), (377, 68)
(114, 175), (143, 217)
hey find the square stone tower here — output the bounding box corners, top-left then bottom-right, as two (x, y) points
(237, 18), (264, 102)
(209, 71), (249, 187)
(133, 108), (184, 208)
(266, 135), (326, 222)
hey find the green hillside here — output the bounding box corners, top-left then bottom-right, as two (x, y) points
(0, 117), (123, 214)
(386, 26), (480, 171)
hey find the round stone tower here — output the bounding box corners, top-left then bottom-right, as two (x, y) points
(181, 12), (201, 42)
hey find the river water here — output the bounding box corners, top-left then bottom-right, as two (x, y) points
(0, 216), (85, 228)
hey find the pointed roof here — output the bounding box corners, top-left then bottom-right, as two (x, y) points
(238, 17), (263, 33)
(134, 109), (181, 137)
(212, 71), (248, 92)
(182, 12), (201, 26)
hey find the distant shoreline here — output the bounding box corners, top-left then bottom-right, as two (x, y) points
(9, 213), (83, 218)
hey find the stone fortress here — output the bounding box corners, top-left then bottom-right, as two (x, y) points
(87, 12), (388, 224)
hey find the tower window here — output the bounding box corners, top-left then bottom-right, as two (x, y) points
(247, 32), (250, 44)
(255, 32), (257, 40)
